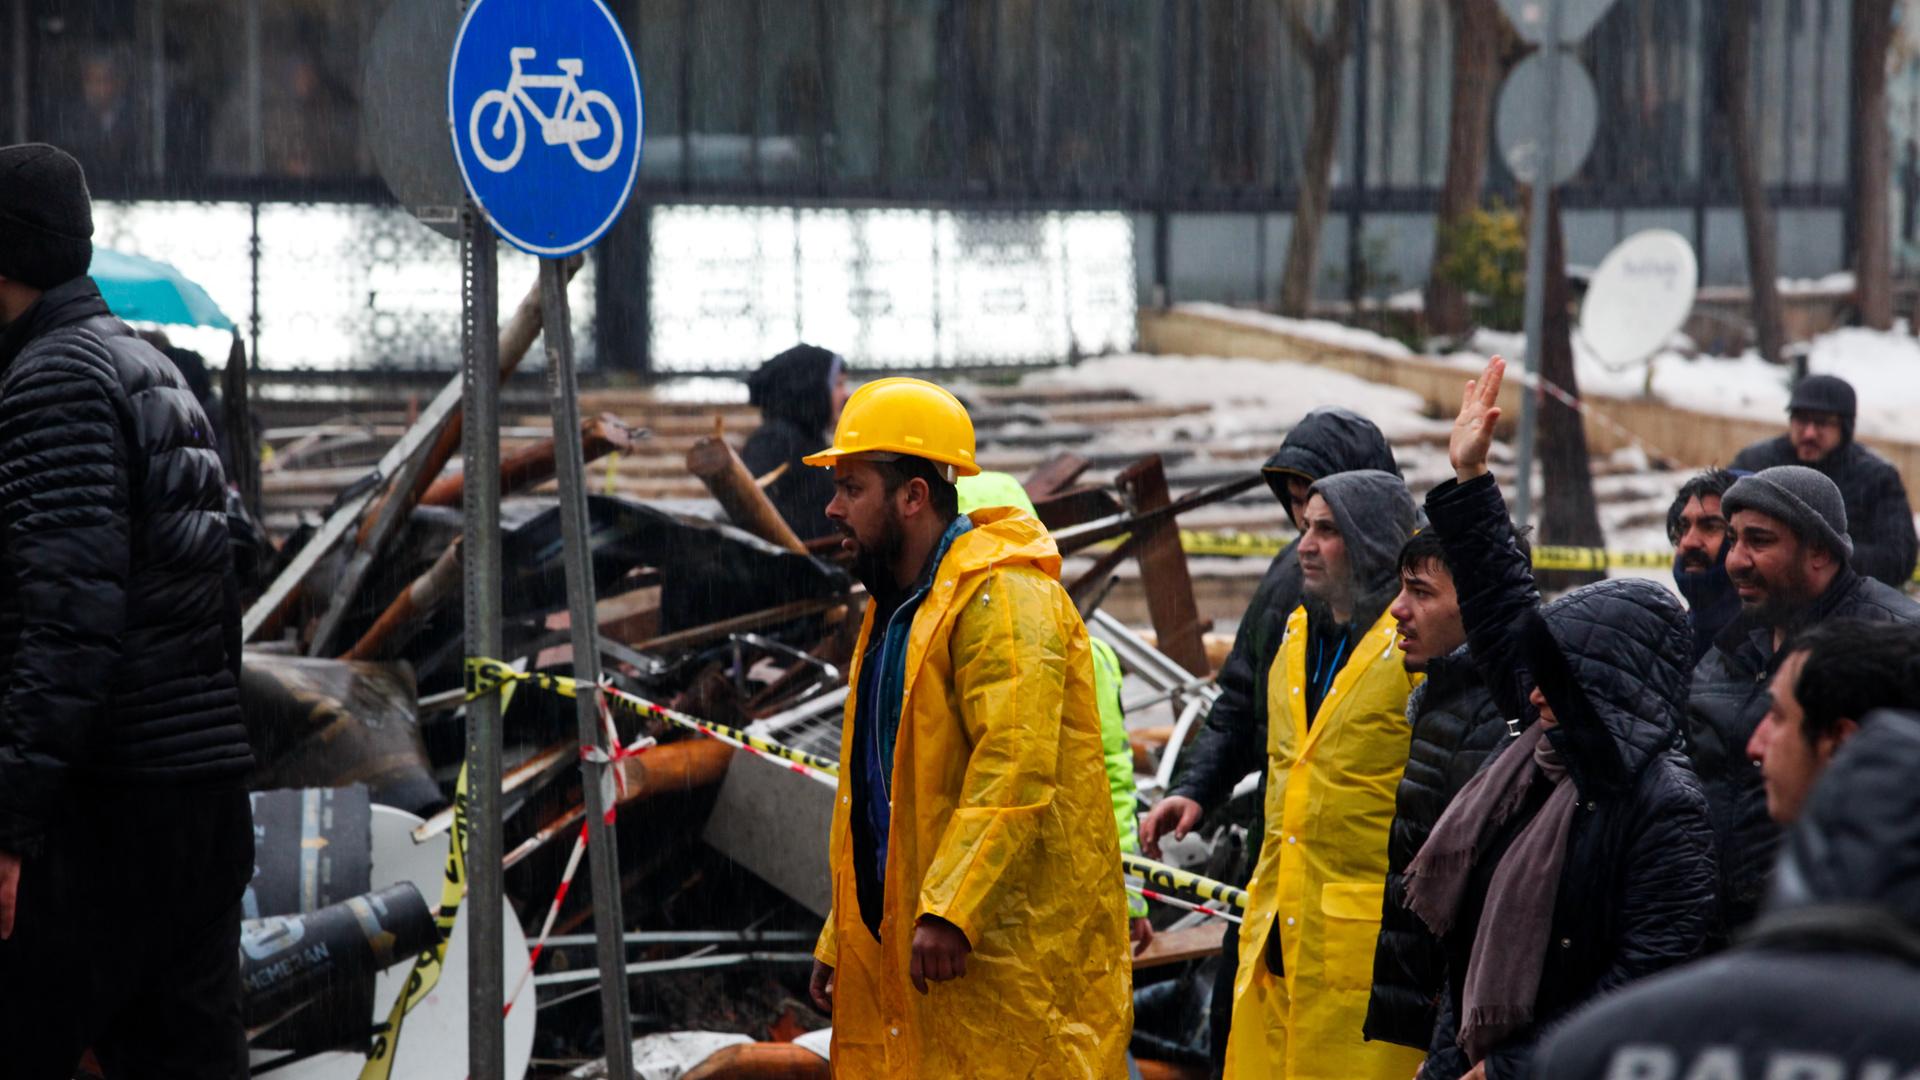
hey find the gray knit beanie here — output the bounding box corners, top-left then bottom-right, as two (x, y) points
(1721, 465), (1853, 562)
(0, 144), (94, 290)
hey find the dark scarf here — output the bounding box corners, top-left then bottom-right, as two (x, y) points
(1674, 543), (1740, 665)
(1404, 721), (1579, 1062)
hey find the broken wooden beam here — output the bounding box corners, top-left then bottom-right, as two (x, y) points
(685, 417), (809, 554)
(416, 412), (638, 508)
(339, 536), (462, 661)
(1115, 455), (1210, 678)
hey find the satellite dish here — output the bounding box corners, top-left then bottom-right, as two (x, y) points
(250, 806), (537, 1079)
(1578, 229), (1698, 368)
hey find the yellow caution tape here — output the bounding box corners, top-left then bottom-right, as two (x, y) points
(1170, 530), (1920, 579)
(464, 657), (842, 781)
(1122, 852), (1248, 911)
(361, 743), (479, 1076)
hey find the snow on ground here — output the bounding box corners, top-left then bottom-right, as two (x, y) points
(1456, 325), (1920, 443)
(1179, 301), (1417, 359)
(1022, 352), (1447, 449)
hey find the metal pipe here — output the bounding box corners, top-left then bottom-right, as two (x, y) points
(463, 209), (506, 1079)
(541, 258), (636, 1077)
(532, 952), (817, 988)
(1516, 10), (1567, 532)
(541, 930), (816, 947)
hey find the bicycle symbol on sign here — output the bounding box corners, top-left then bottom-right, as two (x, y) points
(469, 47), (623, 173)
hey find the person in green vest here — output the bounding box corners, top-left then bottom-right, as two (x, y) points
(956, 471), (1154, 949)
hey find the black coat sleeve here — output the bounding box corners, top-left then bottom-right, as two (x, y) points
(0, 344), (132, 856)
(1848, 456), (1918, 589)
(1425, 474), (1541, 721)
(1168, 544), (1298, 808)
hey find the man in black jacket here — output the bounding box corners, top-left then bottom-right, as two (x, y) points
(1744, 618), (1920, 824)
(1362, 527), (1523, 1050)
(1688, 464), (1920, 940)
(0, 144), (255, 1077)
(1137, 406), (1398, 1069)
(1668, 467), (1741, 665)
(1533, 711), (1920, 1079)
(1730, 374), (1917, 588)
(1416, 356), (1716, 1080)
(741, 343), (849, 541)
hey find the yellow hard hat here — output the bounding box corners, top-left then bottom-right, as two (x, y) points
(802, 376), (981, 478)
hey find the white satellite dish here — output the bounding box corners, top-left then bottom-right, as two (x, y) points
(1578, 229), (1699, 369)
(249, 805), (537, 1079)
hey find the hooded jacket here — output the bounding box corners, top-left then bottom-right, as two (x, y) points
(0, 277), (251, 857)
(814, 506), (1131, 1077)
(1170, 408), (1400, 813)
(741, 344), (841, 540)
(1419, 475), (1717, 1080)
(1686, 566), (1920, 939)
(1362, 644), (1510, 1048)
(1224, 469), (1426, 1080)
(1730, 435), (1918, 589)
(1533, 711), (1920, 1079)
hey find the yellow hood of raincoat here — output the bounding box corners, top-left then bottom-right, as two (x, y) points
(815, 506), (1133, 1077)
(1225, 604), (1426, 1080)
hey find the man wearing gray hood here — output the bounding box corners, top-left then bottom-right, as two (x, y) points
(1223, 469), (1427, 1079)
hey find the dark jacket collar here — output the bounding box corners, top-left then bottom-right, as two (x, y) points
(0, 276), (111, 371)
(1714, 565), (1864, 673)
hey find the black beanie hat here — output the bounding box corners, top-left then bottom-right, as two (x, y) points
(0, 144), (95, 290)
(1788, 374), (1857, 442)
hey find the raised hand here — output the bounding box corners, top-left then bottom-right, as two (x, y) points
(1450, 354), (1505, 482)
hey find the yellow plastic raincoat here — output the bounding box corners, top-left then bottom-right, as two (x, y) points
(1224, 605), (1427, 1080)
(814, 506), (1133, 1077)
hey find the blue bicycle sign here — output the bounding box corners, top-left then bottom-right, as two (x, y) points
(470, 48), (623, 173)
(448, 0), (643, 257)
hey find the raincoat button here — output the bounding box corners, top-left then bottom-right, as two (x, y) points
(1585, 801), (1596, 811)
(890, 1027), (901, 1037)
(1560, 937), (1573, 949)
(1287, 835), (1297, 845)
(1286, 917), (1296, 926)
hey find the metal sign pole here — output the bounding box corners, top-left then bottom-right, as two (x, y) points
(540, 257), (637, 1078)
(462, 206), (507, 1078)
(1515, 3), (1566, 530)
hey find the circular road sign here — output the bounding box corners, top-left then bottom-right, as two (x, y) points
(1499, 0), (1621, 45)
(1579, 229), (1699, 368)
(365, 0), (467, 239)
(447, 0), (644, 257)
(1496, 49), (1599, 186)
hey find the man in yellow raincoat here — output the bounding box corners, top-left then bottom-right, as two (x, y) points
(1225, 468), (1426, 1080)
(803, 378), (1132, 1077)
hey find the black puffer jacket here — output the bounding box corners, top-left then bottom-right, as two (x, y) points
(1423, 475), (1717, 1080)
(1730, 434), (1919, 588)
(0, 278), (251, 857)
(1533, 711), (1920, 1079)
(740, 344), (840, 541)
(1168, 407), (1400, 812)
(1686, 566), (1920, 938)
(1364, 646), (1512, 1048)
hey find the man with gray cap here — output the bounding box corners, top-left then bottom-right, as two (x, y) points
(1732, 373), (1917, 588)
(1686, 463), (1920, 942)
(0, 144), (253, 1075)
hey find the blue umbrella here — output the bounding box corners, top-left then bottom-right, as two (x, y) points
(86, 248), (236, 331)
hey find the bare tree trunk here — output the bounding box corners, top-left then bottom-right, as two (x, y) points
(1535, 190), (1605, 590)
(1277, 3), (1354, 317)
(1425, 0), (1511, 337)
(1724, 0), (1786, 364)
(1853, 0), (1895, 330)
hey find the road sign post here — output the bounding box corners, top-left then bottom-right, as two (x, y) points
(450, 0), (644, 1075)
(1495, 0), (1615, 528)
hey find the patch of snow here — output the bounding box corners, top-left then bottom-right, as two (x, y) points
(1779, 271), (1856, 295)
(1178, 302), (1416, 358)
(1446, 323), (1920, 444)
(1023, 353), (1446, 445)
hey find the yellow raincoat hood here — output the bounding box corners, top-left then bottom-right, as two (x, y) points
(816, 506), (1133, 1077)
